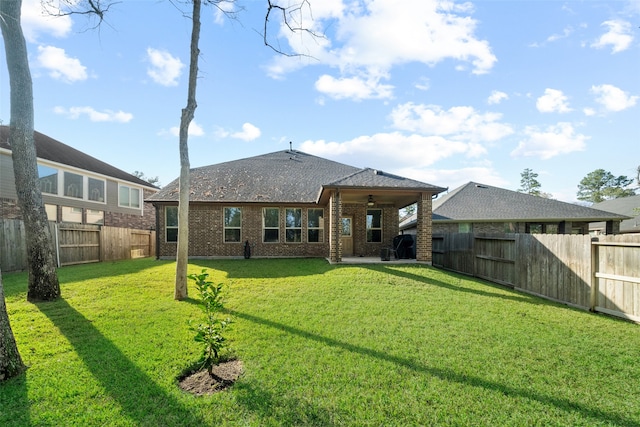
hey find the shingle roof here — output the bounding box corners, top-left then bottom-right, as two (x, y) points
(432, 182), (628, 222)
(327, 168), (445, 191)
(0, 125), (154, 188)
(591, 195), (640, 233)
(148, 150), (445, 203)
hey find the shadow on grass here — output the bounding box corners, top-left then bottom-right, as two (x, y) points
(190, 258), (334, 279)
(0, 372), (30, 426)
(234, 381), (337, 426)
(369, 264), (546, 306)
(231, 309), (637, 426)
(2, 258), (168, 299)
(37, 299), (206, 426)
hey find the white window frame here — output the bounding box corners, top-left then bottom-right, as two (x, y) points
(285, 208), (302, 243)
(263, 207), (280, 243)
(165, 206), (178, 243)
(366, 209), (383, 243)
(224, 207), (242, 243)
(119, 185), (141, 209)
(307, 208), (324, 243)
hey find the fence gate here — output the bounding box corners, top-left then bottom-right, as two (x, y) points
(56, 224), (101, 266)
(591, 237), (640, 323)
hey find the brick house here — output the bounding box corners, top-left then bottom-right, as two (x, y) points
(0, 125), (158, 229)
(147, 150), (446, 263)
(400, 181), (628, 235)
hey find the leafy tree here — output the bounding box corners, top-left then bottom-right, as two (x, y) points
(518, 168), (542, 196)
(132, 171), (161, 187)
(400, 203), (416, 220)
(0, 268), (25, 381)
(577, 169), (636, 203)
(188, 269), (230, 376)
(0, 0), (60, 302)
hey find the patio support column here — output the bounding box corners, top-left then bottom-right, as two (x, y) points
(416, 192), (433, 263)
(329, 190), (342, 263)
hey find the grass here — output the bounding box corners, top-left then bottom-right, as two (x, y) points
(1, 258), (639, 426)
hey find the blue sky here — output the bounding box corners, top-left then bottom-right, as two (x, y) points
(1, 0), (639, 203)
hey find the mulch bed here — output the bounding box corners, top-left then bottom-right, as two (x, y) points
(178, 360), (243, 396)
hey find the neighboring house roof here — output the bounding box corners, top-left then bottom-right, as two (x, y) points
(400, 181), (628, 229)
(148, 150), (446, 204)
(590, 195), (640, 233)
(0, 125), (156, 188)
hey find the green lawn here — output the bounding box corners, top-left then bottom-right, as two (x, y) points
(1, 258), (639, 426)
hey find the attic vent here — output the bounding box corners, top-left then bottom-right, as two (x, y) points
(475, 184), (488, 189)
(375, 170), (383, 175)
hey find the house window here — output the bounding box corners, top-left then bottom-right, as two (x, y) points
(528, 223), (543, 234)
(285, 208), (302, 243)
(119, 185), (141, 208)
(64, 172), (83, 199)
(88, 178), (105, 202)
(263, 208), (279, 243)
(224, 207), (242, 243)
(308, 208), (324, 243)
(366, 209), (382, 243)
(62, 206), (82, 223)
(44, 204), (57, 221)
(87, 210), (104, 225)
(166, 206), (178, 242)
(38, 165), (58, 195)
(458, 223), (472, 233)
(504, 222), (517, 233)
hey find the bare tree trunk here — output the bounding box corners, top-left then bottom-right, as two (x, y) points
(0, 268), (25, 382)
(175, 0), (202, 300)
(0, 0), (60, 302)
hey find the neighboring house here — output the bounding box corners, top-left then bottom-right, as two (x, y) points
(147, 150), (446, 263)
(590, 195), (640, 234)
(0, 125), (158, 229)
(400, 181), (628, 235)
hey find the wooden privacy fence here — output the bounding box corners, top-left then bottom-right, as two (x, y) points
(433, 233), (640, 323)
(0, 219), (155, 272)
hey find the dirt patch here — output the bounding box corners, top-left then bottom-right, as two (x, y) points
(178, 360), (243, 396)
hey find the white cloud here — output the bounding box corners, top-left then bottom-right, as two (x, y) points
(511, 122), (588, 159)
(168, 121), (204, 137)
(21, 0), (73, 43)
(53, 106), (133, 123)
(315, 74), (394, 100)
(547, 26), (573, 43)
(487, 90), (508, 105)
(390, 102), (514, 143)
(267, 0), (496, 100)
(300, 132), (473, 170)
(536, 88), (572, 113)
(146, 48), (184, 86)
(590, 84), (638, 112)
(395, 165), (509, 190)
(37, 45), (87, 83)
(591, 20), (633, 53)
(414, 77), (430, 91)
(231, 123), (261, 141)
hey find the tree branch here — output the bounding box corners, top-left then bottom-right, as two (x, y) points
(263, 0), (324, 57)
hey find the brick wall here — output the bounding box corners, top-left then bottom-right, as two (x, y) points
(416, 193), (433, 262)
(158, 203), (330, 259)
(0, 198), (21, 219)
(156, 201), (401, 259)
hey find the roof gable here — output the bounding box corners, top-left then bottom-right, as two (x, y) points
(0, 125), (154, 188)
(327, 168), (444, 191)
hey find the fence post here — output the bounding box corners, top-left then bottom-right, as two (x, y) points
(54, 223), (60, 268)
(590, 237), (598, 312)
